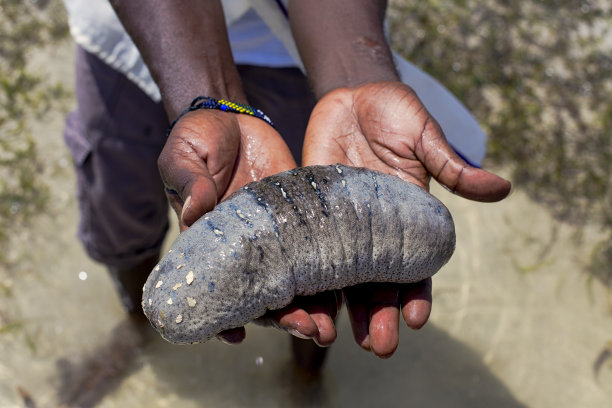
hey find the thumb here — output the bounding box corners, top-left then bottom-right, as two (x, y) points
(417, 118), (511, 202)
(179, 177), (218, 228)
(158, 110), (241, 229)
(158, 143), (219, 230)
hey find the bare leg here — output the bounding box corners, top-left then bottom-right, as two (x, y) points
(291, 337), (329, 374)
(107, 254), (160, 316)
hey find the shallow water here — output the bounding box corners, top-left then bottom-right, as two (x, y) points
(1, 41), (611, 408)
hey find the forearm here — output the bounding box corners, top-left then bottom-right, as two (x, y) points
(288, 0), (399, 99)
(110, 0), (245, 119)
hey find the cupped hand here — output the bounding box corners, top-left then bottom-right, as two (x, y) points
(303, 81), (511, 357)
(159, 109), (295, 230)
(158, 109), (340, 345)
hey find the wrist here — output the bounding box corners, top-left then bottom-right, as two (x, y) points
(309, 37), (399, 98)
(166, 96), (275, 137)
(110, 0), (247, 120)
(158, 64), (247, 120)
(289, 0), (399, 99)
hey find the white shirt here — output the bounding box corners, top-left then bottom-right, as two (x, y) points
(63, 0), (487, 166)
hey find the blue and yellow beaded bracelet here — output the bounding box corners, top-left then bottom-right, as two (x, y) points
(167, 96), (274, 137)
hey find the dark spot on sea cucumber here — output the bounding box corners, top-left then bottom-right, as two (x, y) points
(244, 188), (268, 209)
(207, 220), (227, 242)
(208, 282), (215, 293)
(304, 170), (330, 216)
(230, 203), (253, 227)
(372, 174), (381, 198)
(268, 180), (294, 204)
(257, 245), (265, 261)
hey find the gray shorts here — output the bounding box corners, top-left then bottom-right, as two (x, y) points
(64, 46), (315, 268)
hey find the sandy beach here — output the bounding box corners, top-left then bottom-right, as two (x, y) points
(0, 38), (610, 408)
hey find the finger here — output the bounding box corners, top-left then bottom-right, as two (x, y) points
(269, 306), (319, 339)
(367, 283), (400, 358)
(158, 140), (218, 228)
(416, 117), (511, 202)
(301, 291), (341, 347)
(344, 285), (371, 351)
(272, 290), (341, 344)
(216, 327), (246, 344)
(180, 177), (219, 227)
(400, 278), (432, 330)
(310, 312), (337, 347)
(159, 111), (242, 227)
(164, 188), (188, 231)
(161, 161), (218, 228)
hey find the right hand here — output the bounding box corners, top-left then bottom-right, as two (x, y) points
(158, 109), (296, 231)
(158, 109), (340, 345)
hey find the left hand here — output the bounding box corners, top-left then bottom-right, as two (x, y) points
(302, 81), (511, 357)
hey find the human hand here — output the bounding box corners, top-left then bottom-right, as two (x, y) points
(302, 81), (511, 357)
(159, 109), (341, 345)
(252, 290), (342, 347)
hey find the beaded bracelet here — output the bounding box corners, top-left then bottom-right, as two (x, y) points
(166, 96), (274, 136)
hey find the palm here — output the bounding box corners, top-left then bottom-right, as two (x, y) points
(304, 82), (511, 202)
(304, 82), (432, 189)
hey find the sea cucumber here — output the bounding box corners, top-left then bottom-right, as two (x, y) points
(142, 164), (455, 344)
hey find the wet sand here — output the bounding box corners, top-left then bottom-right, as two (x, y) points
(1, 41), (610, 408)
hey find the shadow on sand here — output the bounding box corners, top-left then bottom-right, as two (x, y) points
(54, 312), (526, 407)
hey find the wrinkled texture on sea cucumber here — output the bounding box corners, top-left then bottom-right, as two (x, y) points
(142, 164), (456, 344)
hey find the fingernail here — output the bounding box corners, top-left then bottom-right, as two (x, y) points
(180, 195), (192, 223)
(359, 335), (371, 351)
(506, 181), (514, 198)
(288, 328), (313, 340)
(313, 336), (332, 348)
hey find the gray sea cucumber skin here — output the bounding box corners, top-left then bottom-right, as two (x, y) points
(142, 164), (455, 344)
